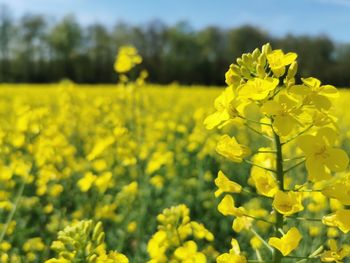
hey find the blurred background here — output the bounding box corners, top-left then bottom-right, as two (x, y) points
(0, 0), (349, 86)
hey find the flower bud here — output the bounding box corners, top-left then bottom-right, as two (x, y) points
(236, 58), (243, 66)
(96, 232), (105, 245)
(88, 254), (97, 263)
(252, 48), (261, 60)
(256, 64), (266, 78)
(92, 221), (103, 241)
(287, 61), (298, 79)
(60, 252), (74, 260)
(258, 54), (266, 67)
(262, 43), (272, 54)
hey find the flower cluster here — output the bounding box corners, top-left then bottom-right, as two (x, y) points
(205, 43), (350, 262)
(45, 220), (128, 263)
(147, 204), (216, 262)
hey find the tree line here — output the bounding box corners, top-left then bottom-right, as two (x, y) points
(1, 5), (350, 86)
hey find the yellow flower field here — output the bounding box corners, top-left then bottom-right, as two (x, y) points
(1, 45), (350, 263)
(0, 82), (350, 262)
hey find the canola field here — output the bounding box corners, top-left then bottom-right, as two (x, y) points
(1, 44), (350, 263)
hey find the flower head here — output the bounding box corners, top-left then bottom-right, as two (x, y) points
(322, 209), (350, 233)
(214, 170), (242, 197)
(268, 227), (302, 256)
(272, 190), (304, 216)
(216, 135), (250, 163)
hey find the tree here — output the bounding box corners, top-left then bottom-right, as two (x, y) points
(13, 14), (47, 82)
(0, 5), (15, 81)
(47, 15), (83, 80)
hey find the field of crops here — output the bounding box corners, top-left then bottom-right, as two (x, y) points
(1, 44), (350, 263)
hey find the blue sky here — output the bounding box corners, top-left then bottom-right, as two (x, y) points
(1, 0), (350, 42)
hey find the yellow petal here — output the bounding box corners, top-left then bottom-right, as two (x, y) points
(325, 148), (349, 172)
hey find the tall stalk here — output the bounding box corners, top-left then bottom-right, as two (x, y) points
(273, 129), (284, 263)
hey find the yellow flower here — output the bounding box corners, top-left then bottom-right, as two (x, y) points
(290, 77), (338, 111)
(23, 237), (45, 252)
(214, 170), (242, 197)
(77, 172), (97, 192)
(267, 49), (297, 77)
(232, 216), (253, 233)
(0, 165), (12, 181)
(96, 250), (129, 263)
(48, 184), (64, 197)
(94, 171), (113, 193)
(204, 87), (246, 130)
(322, 209), (350, 233)
(0, 241), (11, 251)
(149, 175), (164, 189)
(327, 228), (339, 239)
(127, 221), (137, 233)
(216, 239), (247, 263)
(322, 174), (350, 205)
(307, 192), (327, 213)
(225, 64), (241, 87)
(261, 93), (301, 136)
(114, 45), (142, 73)
(45, 258), (70, 263)
(250, 236), (262, 250)
(217, 195), (245, 217)
(87, 136), (115, 161)
(191, 222), (214, 241)
(309, 226), (321, 237)
(238, 77), (279, 101)
(268, 227), (302, 256)
(298, 127), (349, 181)
(204, 87), (233, 130)
(174, 241), (207, 262)
(321, 239), (350, 262)
(250, 166), (278, 197)
(147, 231), (168, 262)
(272, 190), (304, 216)
(216, 135), (250, 163)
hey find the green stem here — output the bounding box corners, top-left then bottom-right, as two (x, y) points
(257, 150), (277, 154)
(241, 188), (272, 199)
(244, 159), (277, 174)
(0, 180), (25, 243)
(239, 115), (272, 126)
(250, 228), (274, 253)
(244, 123), (273, 141)
(281, 125), (313, 146)
(283, 155), (305, 162)
(244, 214), (274, 225)
(273, 130), (284, 263)
(283, 159), (305, 174)
(285, 216), (322, 222)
